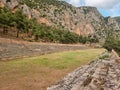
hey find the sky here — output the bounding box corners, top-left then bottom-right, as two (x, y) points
(64, 0), (120, 17)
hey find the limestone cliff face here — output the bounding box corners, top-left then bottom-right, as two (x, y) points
(114, 16), (120, 25)
(1, 0), (19, 10)
(0, 0), (4, 8)
(1, 0), (120, 39)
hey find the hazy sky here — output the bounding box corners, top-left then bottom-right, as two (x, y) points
(64, 0), (120, 17)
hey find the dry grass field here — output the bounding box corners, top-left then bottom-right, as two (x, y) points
(0, 49), (105, 90)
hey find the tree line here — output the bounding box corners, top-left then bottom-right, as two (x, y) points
(0, 7), (99, 44)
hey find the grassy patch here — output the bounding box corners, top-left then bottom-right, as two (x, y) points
(0, 49), (105, 90)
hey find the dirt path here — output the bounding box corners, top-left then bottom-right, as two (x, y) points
(0, 37), (90, 60)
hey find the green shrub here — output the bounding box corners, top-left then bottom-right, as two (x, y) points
(103, 35), (120, 56)
(99, 55), (109, 59)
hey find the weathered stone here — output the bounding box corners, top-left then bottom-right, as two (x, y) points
(2, 0), (19, 9)
(0, 1), (4, 8)
(48, 52), (120, 90)
(20, 4), (32, 19)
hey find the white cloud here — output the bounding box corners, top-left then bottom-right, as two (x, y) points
(109, 3), (120, 17)
(85, 0), (120, 9)
(67, 0), (120, 9)
(66, 0), (120, 16)
(68, 0), (83, 7)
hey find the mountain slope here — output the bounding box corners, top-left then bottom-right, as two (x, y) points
(114, 16), (120, 24)
(0, 0), (120, 39)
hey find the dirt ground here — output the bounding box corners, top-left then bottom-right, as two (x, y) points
(0, 67), (71, 90)
(0, 37), (89, 61)
(0, 37), (105, 90)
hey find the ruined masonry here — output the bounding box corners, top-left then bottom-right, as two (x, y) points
(48, 51), (120, 90)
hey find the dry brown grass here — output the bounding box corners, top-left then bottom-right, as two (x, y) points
(0, 67), (70, 90)
(0, 49), (105, 90)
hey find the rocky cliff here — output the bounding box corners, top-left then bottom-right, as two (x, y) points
(114, 17), (120, 24)
(0, 0), (120, 39)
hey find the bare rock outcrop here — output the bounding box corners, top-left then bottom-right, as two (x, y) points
(20, 4), (32, 19)
(48, 52), (120, 90)
(1, 0), (19, 10)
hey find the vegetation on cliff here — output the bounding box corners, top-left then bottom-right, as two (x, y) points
(20, 0), (71, 9)
(0, 7), (99, 44)
(1, 0), (120, 40)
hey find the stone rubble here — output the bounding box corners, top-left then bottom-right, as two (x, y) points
(48, 52), (120, 90)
